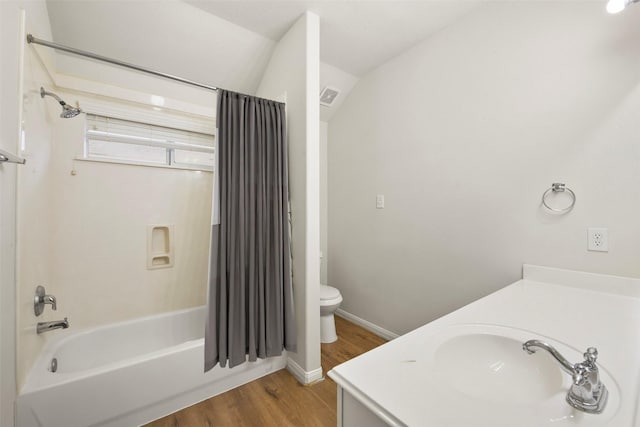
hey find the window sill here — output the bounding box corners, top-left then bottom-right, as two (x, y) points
(74, 157), (213, 173)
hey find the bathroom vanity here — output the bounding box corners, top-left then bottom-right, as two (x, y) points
(328, 265), (640, 426)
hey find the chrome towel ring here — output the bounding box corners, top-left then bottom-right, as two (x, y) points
(542, 183), (576, 213)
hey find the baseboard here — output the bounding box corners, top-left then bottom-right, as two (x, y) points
(286, 357), (323, 385)
(336, 309), (399, 341)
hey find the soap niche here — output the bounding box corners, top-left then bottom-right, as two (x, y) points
(147, 225), (174, 269)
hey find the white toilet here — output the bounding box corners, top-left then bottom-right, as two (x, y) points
(320, 285), (343, 343)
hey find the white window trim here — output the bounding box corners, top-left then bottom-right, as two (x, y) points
(80, 99), (215, 135)
(86, 129), (215, 153)
(83, 112), (215, 172)
(74, 157), (214, 173)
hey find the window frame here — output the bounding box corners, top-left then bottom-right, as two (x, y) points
(83, 113), (215, 172)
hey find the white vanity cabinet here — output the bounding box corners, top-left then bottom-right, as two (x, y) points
(328, 265), (640, 427)
(334, 382), (402, 427)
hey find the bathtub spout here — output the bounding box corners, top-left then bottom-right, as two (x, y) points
(37, 317), (69, 334)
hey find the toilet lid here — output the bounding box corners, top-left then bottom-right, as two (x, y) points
(320, 285), (341, 301)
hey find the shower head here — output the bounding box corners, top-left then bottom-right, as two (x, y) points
(40, 87), (82, 118)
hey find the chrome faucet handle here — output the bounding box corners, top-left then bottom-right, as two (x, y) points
(43, 295), (57, 310)
(34, 285), (57, 316)
(572, 364), (588, 386)
(584, 347), (598, 363)
(573, 347), (602, 388)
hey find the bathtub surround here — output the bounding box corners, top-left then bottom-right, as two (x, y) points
(328, 1), (640, 337)
(6, 0), (59, 407)
(15, 6), (222, 387)
(16, 88), (214, 388)
(205, 90), (296, 370)
(256, 12), (322, 383)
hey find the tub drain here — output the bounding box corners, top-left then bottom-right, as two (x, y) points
(50, 358), (57, 373)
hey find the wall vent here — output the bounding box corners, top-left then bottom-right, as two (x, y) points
(320, 86), (340, 107)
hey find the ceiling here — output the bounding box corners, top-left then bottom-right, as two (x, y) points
(44, 0), (481, 120)
(185, 1), (480, 77)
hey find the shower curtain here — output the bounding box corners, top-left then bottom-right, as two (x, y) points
(205, 90), (296, 371)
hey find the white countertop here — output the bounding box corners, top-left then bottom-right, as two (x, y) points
(328, 265), (640, 427)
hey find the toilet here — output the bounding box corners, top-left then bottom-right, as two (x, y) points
(320, 285), (343, 343)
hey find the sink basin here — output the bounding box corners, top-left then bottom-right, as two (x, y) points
(420, 325), (620, 426)
(435, 333), (565, 404)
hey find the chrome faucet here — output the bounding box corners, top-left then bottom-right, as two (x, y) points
(523, 340), (608, 414)
(42, 294), (56, 310)
(37, 317), (69, 334)
(34, 285), (57, 316)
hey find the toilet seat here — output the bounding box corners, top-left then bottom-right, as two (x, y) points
(320, 285), (341, 301)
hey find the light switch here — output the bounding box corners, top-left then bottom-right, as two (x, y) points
(376, 194), (384, 209)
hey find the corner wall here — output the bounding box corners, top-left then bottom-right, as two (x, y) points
(0, 3), (21, 424)
(328, 2), (640, 335)
(256, 12), (321, 381)
(1, 0), (55, 421)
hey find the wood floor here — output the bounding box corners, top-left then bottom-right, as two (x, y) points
(144, 316), (387, 427)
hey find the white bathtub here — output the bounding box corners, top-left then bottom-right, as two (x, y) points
(16, 306), (287, 427)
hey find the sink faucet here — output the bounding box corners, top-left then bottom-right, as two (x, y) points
(523, 340), (608, 414)
(37, 317), (69, 334)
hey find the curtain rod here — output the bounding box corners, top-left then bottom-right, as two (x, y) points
(27, 34), (219, 91)
(26, 34), (285, 105)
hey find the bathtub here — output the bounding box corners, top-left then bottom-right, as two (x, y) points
(16, 306), (287, 427)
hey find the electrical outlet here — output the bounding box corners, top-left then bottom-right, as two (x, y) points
(376, 194), (385, 209)
(587, 228), (608, 252)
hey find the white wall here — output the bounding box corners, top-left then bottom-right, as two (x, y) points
(46, 0), (276, 96)
(328, 2), (640, 335)
(256, 12), (321, 381)
(319, 63), (358, 122)
(320, 121), (328, 285)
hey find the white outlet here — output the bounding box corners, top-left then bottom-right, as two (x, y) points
(376, 194), (385, 209)
(587, 228), (608, 252)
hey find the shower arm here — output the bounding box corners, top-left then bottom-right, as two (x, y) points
(40, 86), (82, 118)
(41, 87), (67, 105)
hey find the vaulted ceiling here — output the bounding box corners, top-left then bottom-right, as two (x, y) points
(185, 1), (480, 77)
(45, 0), (481, 120)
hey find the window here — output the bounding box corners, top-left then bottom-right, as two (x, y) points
(85, 114), (215, 170)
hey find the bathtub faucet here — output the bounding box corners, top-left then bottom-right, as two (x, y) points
(523, 340), (608, 414)
(34, 285), (57, 316)
(37, 317), (69, 334)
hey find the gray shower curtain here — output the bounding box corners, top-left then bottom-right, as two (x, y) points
(204, 90), (296, 371)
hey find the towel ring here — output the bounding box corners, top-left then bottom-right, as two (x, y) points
(542, 183), (576, 213)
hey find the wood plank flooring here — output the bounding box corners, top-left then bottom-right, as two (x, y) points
(144, 316), (387, 427)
